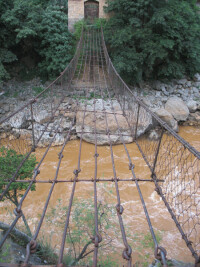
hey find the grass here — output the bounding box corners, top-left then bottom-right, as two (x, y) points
(32, 86), (44, 96)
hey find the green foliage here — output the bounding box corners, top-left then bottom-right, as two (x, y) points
(0, 0), (73, 81)
(104, 0), (200, 83)
(36, 233), (58, 264)
(0, 240), (11, 262)
(46, 197), (118, 266)
(132, 231), (163, 266)
(37, 6), (73, 79)
(74, 19), (87, 41)
(32, 86), (44, 96)
(0, 146), (37, 205)
(0, 0), (16, 80)
(93, 18), (107, 29)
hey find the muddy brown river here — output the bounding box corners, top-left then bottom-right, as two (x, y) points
(0, 126), (199, 265)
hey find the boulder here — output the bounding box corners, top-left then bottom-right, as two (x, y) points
(165, 97), (189, 121)
(76, 99), (152, 145)
(154, 108), (179, 132)
(194, 73), (200, 82)
(34, 109), (52, 124)
(177, 79), (187, 86)
(153, 81), (166, 91)
(186, 100), (198, 113)
(186, 111), (200, 126)
(76, 109), (133, 145)
(3, 111), (27, 129)
(193, 82), (200, 88)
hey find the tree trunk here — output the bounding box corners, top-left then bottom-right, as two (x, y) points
(0, 221), (32, 244)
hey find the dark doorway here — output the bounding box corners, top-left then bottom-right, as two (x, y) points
(84, 1), (99, 24)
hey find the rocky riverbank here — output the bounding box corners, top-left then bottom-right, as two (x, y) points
(0, 75), (199, 146)
(133, 74), (200, 131)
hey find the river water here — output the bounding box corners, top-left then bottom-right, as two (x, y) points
(0, 126), (199, 265)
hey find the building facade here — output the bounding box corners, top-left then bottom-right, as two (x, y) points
(68, 0), (109, 31)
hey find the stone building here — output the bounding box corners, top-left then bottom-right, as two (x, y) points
(68, 0), (109, 31)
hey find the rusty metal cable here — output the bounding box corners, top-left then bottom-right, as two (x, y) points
(58, 27), (96, 264)
(99, 28), (167, 266)
(96, 29), (132, 267)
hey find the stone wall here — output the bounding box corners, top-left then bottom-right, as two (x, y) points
(68, 0), (109, 31)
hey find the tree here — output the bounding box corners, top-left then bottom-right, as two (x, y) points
(0, 0), (17, 81)
(37, 6), (73, 79)
(104, 0), (200, 83)
(0, 146), (37, 236)
(0, 0), (73, 82)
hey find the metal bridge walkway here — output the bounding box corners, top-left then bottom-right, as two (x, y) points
(0, 27), (200, 267)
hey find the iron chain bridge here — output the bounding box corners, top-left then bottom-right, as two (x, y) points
(0, 27), (200, 267)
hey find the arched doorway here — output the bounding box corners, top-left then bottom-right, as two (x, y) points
(84, 1), (99, 24)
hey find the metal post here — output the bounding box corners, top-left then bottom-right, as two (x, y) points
(50, 85), (53, 119)
(151, 127), (164, 179)
(134, 103), (140, 140)
(30, 103), (36, 151)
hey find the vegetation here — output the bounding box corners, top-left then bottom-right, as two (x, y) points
(0, 0), (72, 82)
(104, 0), (200, 83)
(74, 19), (87, 41)
(45, 197), (119, 266)
(0, 146), (37, 235)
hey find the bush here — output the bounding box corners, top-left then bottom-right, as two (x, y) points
(0, 146), (37, 205)
(104, 0), (200, 83)
(74, 19), (87, 40)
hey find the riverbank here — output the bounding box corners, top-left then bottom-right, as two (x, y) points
(0, 76), (199, 147)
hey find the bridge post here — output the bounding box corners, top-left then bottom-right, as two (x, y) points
(134, 103), (140, 140)
(50, 85), (53, 118)
(30, 102), (36, 151)
(151, 127), (164, 178)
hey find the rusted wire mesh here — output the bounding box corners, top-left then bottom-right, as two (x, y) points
(0, 26), (199, 267)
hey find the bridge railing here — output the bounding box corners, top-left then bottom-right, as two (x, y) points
(0, 28), (83, 202)
(101, 27), (200, 264)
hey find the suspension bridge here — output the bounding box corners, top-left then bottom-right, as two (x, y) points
(0, 27), (200, 267)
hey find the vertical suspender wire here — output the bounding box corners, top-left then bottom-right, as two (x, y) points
(99, 27), (168, 266)
(92, 28), (102, 266)
(96, 29), (132, 267)
(58, 27), (94, 265)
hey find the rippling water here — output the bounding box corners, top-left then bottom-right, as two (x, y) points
(0, 126), (199, 265)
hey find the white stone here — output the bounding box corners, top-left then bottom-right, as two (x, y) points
(75, 99), (152, 145)
(194, 73), (200, 82)
(177, 79), (188, 86)
(187, 100), (198, 113)
(5, 111), (27, 129)
(154, 108), (179, 132)
(165, 97), (189, 121)
(34, 110), (51, 124)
